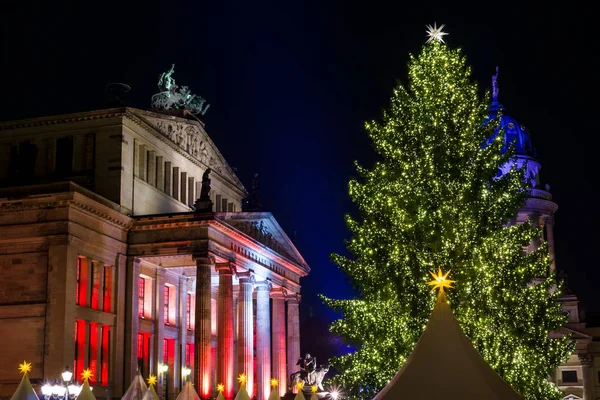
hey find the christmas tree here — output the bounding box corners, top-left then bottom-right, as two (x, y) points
(321, 25), (572, 400)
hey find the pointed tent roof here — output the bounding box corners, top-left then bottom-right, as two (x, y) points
(10, 373), (39, 400)
(121, 373), (148, 400)
(268, 386), (280, 400)
(142, 385), (160, 400)
(233, 383), (251, 400)
(77, 381), (97, 400)
(176, 381), (201, 400)
(373, 294), (523, 400)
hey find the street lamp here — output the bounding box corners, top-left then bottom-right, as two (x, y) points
(41, 367), (82, 400)
(158, 363), (169, 400)
(181, 366), (191, 382)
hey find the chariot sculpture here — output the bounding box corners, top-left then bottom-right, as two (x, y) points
(151, 64), (210, 115)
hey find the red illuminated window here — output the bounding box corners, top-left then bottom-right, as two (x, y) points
(74, 321), (78, 375)
(186, 294), (191, 330)
(163, 338), (168, 362)
(164, 286), (170, 325)
(138, 278), (145, 319)
(103, 266), (112, 313)
(100, 326), (110, 386)
(137, 333), (144, 358)
(76, 259), (81, 305)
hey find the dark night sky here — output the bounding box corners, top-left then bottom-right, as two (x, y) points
(1, 2), (597, 329)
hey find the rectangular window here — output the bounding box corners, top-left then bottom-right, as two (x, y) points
(76, 259), (81, 305)
(137, 333), (144, 359)
(163, 338), (168, 362)
(562, 370), (578, 383)
(100, 326), (110, 386)
(186, 294), (192, 331)
(56, 136), (74, 175)
(138, 278), (145, 319)
(164, 286), (170, 325)
(91, 262), (100, 310)
(103, 266), (112, 313)
(89, 323), (98, 385)
(74, 321), (78, 376)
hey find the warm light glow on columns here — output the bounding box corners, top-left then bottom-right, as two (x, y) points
(286, 294), (301, 393)
(271, 288), (287, 397)
(255, 280), (272, 400)
(237, 271), (254, 397)
(194, 257), (213, 398)
(216, 263), (235, 400)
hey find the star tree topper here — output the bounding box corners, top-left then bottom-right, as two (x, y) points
(147, 375), (158, 387)
(427, 267), (455, 294)
(425, 22), (448, 43)
(18, 361), (32, 375)
(81, 368), (94, 383)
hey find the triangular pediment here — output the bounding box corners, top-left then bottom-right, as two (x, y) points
(126, 108), (246, 193)
(216, 212), (310, 274)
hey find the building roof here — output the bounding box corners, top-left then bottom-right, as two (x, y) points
(373, 293), (523, 400)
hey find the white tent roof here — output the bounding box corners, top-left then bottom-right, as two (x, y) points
(373, 294), (523, 400)
(121, 374), (148, 400)
(176, 381), (201, 400)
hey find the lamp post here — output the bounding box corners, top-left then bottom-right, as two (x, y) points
(181, 366), (191, 384)
(41, 367), (82, 400)
(158, 363), (169, 400)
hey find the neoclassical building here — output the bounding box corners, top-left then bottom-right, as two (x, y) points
(0, 105), (309, 400)
(488, 81), (600, 400)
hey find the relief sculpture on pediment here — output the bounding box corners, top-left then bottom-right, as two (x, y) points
(151, 118), (221, 169)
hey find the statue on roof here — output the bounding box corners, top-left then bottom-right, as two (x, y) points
(152, 64), (211, 115)
(492, 66), (499, 102)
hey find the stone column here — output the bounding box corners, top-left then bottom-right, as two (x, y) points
(255, 280), (271, 400)
(286, 294), (301, 390)
(44, 242), (78, 379)
(195, 257), (213, 398)
(271, 289), (287, 396)
(154, 269), (166, 395)
(179, 275), (188, 391)
(216, 263), (235, 399)
(113, 254), (127, 396)
(125, 257), (141, 384)
(579, 353), (593, 400)
(237, 272), (254, 396)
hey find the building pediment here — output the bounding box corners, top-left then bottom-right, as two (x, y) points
(216, 212), (310, 275)
(127, 108), (246, 194)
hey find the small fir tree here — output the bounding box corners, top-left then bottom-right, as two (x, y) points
(321, 34), (572, 400)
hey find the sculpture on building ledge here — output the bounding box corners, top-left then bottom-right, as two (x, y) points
(289, 353), (329, 392)
(194, 168), (214, 212)
(151, 64), (210, 115)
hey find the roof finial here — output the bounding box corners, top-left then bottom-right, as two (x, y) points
(492, 66), (500, 103)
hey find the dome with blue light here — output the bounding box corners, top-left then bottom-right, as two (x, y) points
(485, 67), (534, 156)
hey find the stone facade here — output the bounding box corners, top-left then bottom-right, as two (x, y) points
(0, 108), (310, 400)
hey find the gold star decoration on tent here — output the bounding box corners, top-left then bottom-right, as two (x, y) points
(18, 361), (32, 375)
(296, 381), (304, 391)
(81, 369), (94, 383)
(427, 267), (455, 294)
(270, 378), (278, 388)
(147, 375), (157, 387)
(237, 374), (247, 385)
(217, 384), (225, 393)
(310, 386), (318, 394)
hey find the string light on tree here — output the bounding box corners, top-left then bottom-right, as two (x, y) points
(321, 24), (572, 400)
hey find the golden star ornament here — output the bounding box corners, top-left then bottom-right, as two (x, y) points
(427, 267), (455, 293)
(18, 361), (32, 375)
